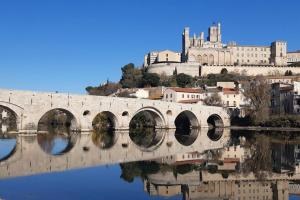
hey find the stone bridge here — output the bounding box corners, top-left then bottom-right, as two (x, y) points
(0, 128), (230, 179)
(0, 88), (230, 132)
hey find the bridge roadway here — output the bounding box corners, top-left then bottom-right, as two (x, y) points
(0, 88), (230, 132)
(0, 128), (229, 179)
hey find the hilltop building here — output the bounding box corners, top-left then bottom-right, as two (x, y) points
(145, 23), (300, 76)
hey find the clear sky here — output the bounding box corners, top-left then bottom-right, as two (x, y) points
(0, 0), (299, 94)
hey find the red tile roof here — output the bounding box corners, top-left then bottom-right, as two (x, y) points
(223, 88), (239, 94)
(178, 99), (201, 104)
(169, 87), (201, 93)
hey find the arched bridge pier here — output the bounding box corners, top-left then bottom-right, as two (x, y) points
(0, 89), (230, 133)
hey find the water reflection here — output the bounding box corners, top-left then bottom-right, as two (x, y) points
(129, 128), (165, 151)
(207, 127), (224, 141)
(0, 134), (17, 162)
(3, 129), (300, 199)
(92, 129), (118, 149)
(175, 128), (199, 146)
(37, 126), (78, 155)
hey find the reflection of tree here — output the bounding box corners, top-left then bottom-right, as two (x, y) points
(242, 135), (272, 179)
(120, 161), (160, 183)
(129, 128), (159, 148)
(92, 129), (116, 149)
(120, 161), (200, 183)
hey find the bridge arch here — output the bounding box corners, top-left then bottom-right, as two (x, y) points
(37, 108), (79, 131)
(92, 111), (118, 131)
(0, 102), (23, 132)
(129, 107), (166, 129)
(175, 110), (199, 130)
(207, 114), (224, 128)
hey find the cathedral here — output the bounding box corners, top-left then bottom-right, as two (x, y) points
(144, 23), (300, 77)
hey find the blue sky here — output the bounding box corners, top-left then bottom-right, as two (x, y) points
(0, 0), (299, 93)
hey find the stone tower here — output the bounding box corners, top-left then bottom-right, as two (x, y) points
(182, 27), (190, 61)
(271, 41), (287, 65)
(208, 22), (222, 43)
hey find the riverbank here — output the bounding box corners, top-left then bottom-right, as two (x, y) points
(230, 126), (300, 132)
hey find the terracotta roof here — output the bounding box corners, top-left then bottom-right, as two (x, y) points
(168, 87), (201, 93)
(223, 158), (240, 163)
(223, 88), (239, 94)
(178, 99), (201, 104)
(174, 159), (205, 165)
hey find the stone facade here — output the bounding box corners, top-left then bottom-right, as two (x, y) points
(145, 22), (300, 76)
(287, 51), (300, 64)
(0, 88), (230, 132)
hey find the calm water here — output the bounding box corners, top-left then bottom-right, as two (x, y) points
(1, 128), (300, 200)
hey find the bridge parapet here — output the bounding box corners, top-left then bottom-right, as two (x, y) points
(0, 88), (230, 132)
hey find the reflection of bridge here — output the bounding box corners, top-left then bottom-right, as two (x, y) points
(0, 89), (229, 132)
(0, 129), (229, 179)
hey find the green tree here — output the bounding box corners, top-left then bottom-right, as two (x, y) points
(285, 70), (293, 76)
(176, 73), (192, 88)
(242, 76), (271, 124)
(120, 63), (143, 88)
(85, 82), (121, 96)
(220, 68), (228, 74)
(140, 72), (160, 87)
(173, 67), (178, 76)
(203, 93), (222, 106)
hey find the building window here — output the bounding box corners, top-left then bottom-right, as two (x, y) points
(182, 94), (184, 98)
(187, 94), (190, 98)
(234, 101), (236, 106)
(166, 94), (168, 98)
(170, 94), (172, 98)
(227, 101), (229, 106)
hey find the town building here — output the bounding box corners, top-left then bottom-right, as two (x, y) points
(287, 50), (300, 64)
(270, 83), (294, 115)
(145, 23), (300, 77)
(162, 87), (202, 103)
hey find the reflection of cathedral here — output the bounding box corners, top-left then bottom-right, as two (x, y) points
(145, 23), (300, 76)
(144, 171), (290, 200)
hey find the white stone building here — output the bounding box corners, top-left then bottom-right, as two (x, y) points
(162, 88), (202, 103)
(287, 50), (300, 64)
(145, 22), (300, 76)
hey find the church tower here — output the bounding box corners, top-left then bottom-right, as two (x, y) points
(182, 27), (190, 61)
(208, 22), (222, 43)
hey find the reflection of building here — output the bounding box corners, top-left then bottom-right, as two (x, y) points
(183, 181), (286, 200)
(144, 170), (290, 200)
(156, 152), (205, 165)
(272, 143), (300, 173)
(221, 145), (250, 163)
(144, 180), (181, 197)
